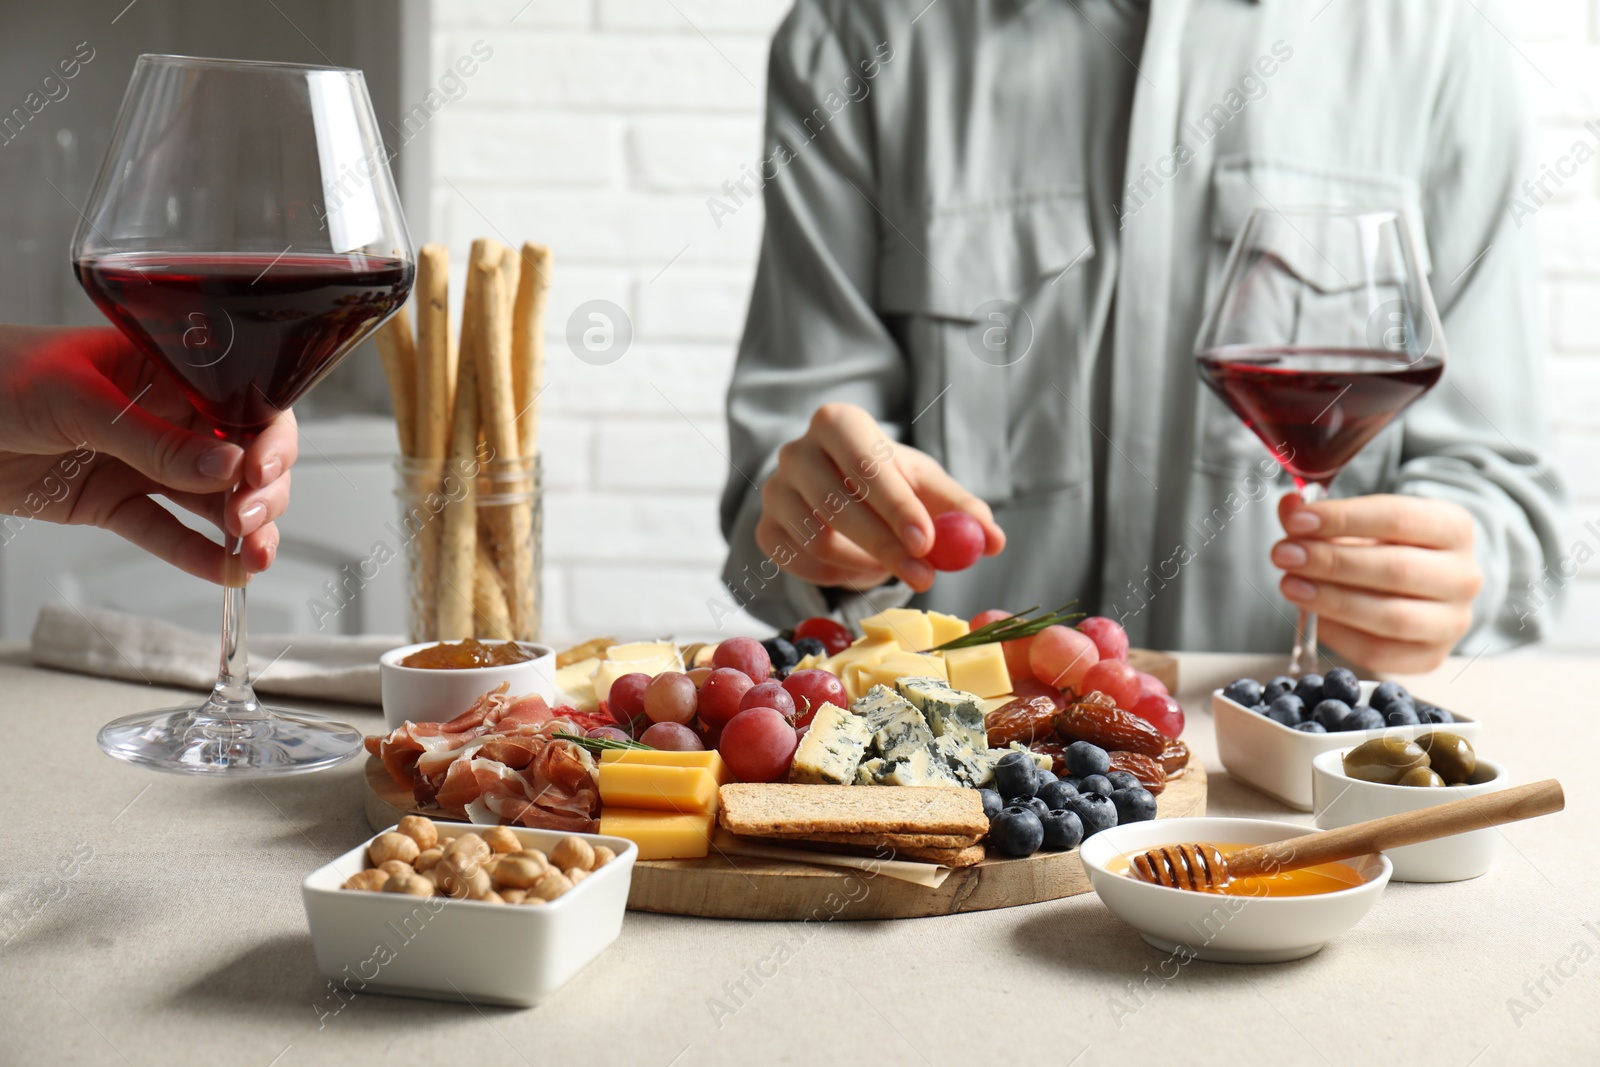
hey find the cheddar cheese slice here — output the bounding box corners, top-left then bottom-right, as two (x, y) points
(597, 763), (718, 813)
(600, 748), (731, 785)
(599, 808), (716, 860)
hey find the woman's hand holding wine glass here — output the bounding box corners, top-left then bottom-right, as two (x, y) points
(0, 324), (296, 583)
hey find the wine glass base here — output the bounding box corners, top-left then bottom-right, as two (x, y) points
(97, 703), (365, 778)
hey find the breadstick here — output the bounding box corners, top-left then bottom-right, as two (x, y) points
(374, 305), (417, 457)
(437, 333), (480, 640)
(411, 245), (451, 640)
(473, 542), (514, 639)
(513, 243), (552, 462)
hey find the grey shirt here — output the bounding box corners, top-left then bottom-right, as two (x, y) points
(719, 0), (1567, 654)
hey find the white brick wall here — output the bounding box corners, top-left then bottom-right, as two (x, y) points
(421, 0), (1600, 652)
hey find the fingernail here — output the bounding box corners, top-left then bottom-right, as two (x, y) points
(264, 538), (278, 568)
(1283, 577), (1317, 602)
(197, 445), (237, 481)
(903, 525), (928, 554)
(903, 559), (934, 589)
(259, 456), (282, 484)
(1274, 542), (1308, 568)
(239, 502), (267, 530)
(1286, 511), (1320, 535)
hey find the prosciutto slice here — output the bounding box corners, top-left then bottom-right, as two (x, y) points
(366, 684), (600, 833)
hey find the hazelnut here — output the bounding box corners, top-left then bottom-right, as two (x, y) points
(413, 847), (444, 873)
(551, 836), (595, 872)
(368, 832), (420, 867)
(383, 873), (435, 897)
(483, 826), (521, 854)
(341, 869), (388, 892)
(590, 845), (617, 869)
(398, 815), (439, 851)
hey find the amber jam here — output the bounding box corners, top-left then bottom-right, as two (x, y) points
(1111, 843), (1366, 897)
(398, 638), (536, 670)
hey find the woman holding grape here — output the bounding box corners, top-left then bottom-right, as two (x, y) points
(720, 0), (1565, 673)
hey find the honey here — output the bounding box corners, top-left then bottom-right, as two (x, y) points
(399, 638), (536, 669)
(1112, 842), (1366, 896)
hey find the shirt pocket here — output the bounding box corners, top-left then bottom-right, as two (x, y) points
(878, 189), (1097, 503)
(1194, 155), (1432, 490)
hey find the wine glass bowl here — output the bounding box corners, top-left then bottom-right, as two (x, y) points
(71, 55), (414, 775)
(1194, 208), (1445, 675)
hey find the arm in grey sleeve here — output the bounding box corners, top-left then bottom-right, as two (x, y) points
(718, 2), (910, 629)
(1398, 3), (1568, 650)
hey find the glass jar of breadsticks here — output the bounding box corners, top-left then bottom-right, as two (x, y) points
(375, 237), (551, 641)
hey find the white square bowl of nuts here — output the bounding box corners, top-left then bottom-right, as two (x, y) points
(301, 815), (638, 1007)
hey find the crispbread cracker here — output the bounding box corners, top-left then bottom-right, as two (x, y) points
(771, 836), (988, 868)
(718, 783), (987, 837)
(764, 829), (978, 850)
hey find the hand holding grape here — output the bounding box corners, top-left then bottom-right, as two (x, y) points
(756, 402), (1005, 593)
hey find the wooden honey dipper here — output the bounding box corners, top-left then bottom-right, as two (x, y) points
(1131, 779), (1564, 890)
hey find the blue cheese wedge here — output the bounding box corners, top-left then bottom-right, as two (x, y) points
(894, 676), (988, 749)
(851, 684), (918, 733)
(789, 703), (873, 785)
(932, 733), (994, 787)
(855, 757), (885, 785)
(874, 748), (960, 787)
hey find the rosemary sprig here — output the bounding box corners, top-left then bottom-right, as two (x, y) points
(929, 603), (1084, 651)
(555, 731), (653, 753)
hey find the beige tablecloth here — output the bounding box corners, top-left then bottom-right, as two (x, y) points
(2, 645), (1596, 1066)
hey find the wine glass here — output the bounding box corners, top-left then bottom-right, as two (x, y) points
(1194, 207), (1445, 676)
(72, 55), (415, 774)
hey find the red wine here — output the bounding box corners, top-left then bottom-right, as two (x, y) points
(1197, 347), (1443, 485)
(76, 251), (413, 435)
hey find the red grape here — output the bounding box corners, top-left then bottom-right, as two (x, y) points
(687, 666), (713, 688)
(643, 672), (697, 724)
(741, 681), (796, 720)
(1028, 625), (1099, 691)
(640, 721), (706, 751)
(712, 636), (771, 682)
(970, 608), (1012, 629)
(782, 669), (847, 728)
(1079, 658), (1142, 710)
(925, 511), (985, 571)
(1010, 676), (1068, 710)
(608, 672), (650, 719)
(697, 667), (754, 728)
(793, 617), (853, 656)
(1002, 636), (1036, 684)
(586, 726), (632, 743)
(1131, 693), (1185, 739)
(1077, 616), (1129, 661)
(1135, 671), (1168, 699)
(718, 707), (799, 782)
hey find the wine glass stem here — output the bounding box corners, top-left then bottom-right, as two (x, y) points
(207, 481), (265, 722)
(1288, 481), (1325, 677)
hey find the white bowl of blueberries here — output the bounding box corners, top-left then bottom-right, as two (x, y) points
(1212, 668), (1480, 812)
(980, 743), (1161, 859)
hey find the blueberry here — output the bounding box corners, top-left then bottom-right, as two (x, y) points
(1033, 766), (1059, 793)
(1341, 705), (1385, 732)
(1223, 678), (1263, 707)
(1110, 786), (1158, 824)
(1418, 703), (1454, 724)
(1079, 774), (1114, 796)
(1263, 675), (1296, 703)
(1106, 770), (1142, 792)
(1062, 775), (1083, 791)
(1322, 667), (1361, 706)
(1064, 792), (1118, 838)
(792, 636), (826, 660)
(1313, 699), (1351, 731)
(989, 806), (1045, 857)
(1065, 741), (1112, 778)
(1370, 681), (1409, 713)
(1022, 796), (1052, 820)
(1267, 694), (1305, 726)
(761, 636), (799, 674)
(1250, 703), (1272, 716)
(994, 751), (1039, 800)
(1385, 703), (1421, 727)
(1293, 721), (1327, 733)
(1037, 779), (1077, 811)
(978, 788), (1003, 821)
(1293, 673), (1325, 707)
(1039, 809), (1085, 851)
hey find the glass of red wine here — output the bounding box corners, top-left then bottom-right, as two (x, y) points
(1195, 207), (1445, 676)
(71, 55), (414, 774)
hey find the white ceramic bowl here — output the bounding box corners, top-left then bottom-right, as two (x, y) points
(1312, 749), (1507, 882)
(1213, 680), (1481, 811)
(379, 640), (558, 730)
(302, 823), (637, 1007)
(1080, 816), (1391, 963)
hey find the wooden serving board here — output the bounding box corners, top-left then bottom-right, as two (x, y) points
(363, 757), (1205, 920)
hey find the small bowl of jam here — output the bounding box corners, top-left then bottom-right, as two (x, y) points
(1079, 816), (1391, 964)
(379, 638), (557, 729)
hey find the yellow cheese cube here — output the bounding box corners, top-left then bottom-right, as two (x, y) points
(927, 611), (970, 647)
(942, 644), (1013, 699)
(592, 648), (684, 703)
(599, 808), (716, 860)
(982, 694), (1017, 715)
(863, 651), (949, 690)
(554, 657), (602, 711)
(600, 748), (732, 786)
(860, 608), (934, 652)
(597, 763), (719, 813)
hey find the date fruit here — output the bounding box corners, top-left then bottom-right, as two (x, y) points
(1158, 738), (1190, 777)
(1056, 699), (1166, 758)
(986, 695), (1060, 748)
(1106, 751), (1166, 796)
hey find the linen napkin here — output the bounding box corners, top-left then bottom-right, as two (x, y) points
(29, 602), (401, 705)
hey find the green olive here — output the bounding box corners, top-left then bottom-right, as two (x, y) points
(1342, 736), (1430, 785)
(1397, 766), (1446, 788)
(1415, 732), (1476, 785)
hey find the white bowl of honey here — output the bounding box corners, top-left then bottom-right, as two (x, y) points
(1080, 816), (1392, 964)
